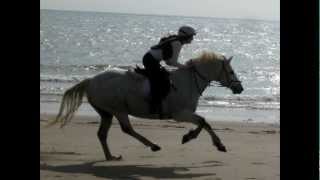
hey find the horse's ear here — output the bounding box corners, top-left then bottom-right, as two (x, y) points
(227, 56), (233, 63)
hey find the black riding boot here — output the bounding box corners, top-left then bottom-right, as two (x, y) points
(149, 81), (162, 115)
(149, 97), (161, 114)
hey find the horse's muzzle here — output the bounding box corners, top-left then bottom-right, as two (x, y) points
(230, 82), (243, 94)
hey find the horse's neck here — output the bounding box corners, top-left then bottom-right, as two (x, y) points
(171, 67), (209, 99)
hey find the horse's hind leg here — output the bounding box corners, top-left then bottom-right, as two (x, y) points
(92, 106), (121, 161)
(98, 116), (122, 161)
(115, 113), (161, 152)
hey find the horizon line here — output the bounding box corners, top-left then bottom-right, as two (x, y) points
(40, 8), (279, 22)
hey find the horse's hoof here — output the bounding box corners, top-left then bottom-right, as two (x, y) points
(182, 134), (191, 144)
(151, 144), (161, 152)
(217, 145), (227, 152)
(106, 155), (122, 161)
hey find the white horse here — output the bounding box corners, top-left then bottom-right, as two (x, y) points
(48, 51), (243, 161)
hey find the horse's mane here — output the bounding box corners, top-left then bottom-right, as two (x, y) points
(186, 51), (224, 65)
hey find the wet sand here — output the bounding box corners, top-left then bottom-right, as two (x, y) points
(40, 113), (279, 180)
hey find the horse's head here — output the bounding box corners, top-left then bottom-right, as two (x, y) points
(192, 52), (243, 94)
(217, 56), (243, 94)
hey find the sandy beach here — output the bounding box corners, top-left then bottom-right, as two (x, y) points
(40, 113), (279, 180)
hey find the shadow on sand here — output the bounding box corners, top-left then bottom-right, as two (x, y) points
(40, 160), (218, 179)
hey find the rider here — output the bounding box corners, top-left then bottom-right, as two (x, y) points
(142, 25), (197, 114)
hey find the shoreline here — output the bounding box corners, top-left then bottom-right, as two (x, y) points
(40, 112), (280, 128)
(40, 101), (280, 125)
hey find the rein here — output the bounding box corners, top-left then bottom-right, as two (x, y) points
(191, 66), (211, 96)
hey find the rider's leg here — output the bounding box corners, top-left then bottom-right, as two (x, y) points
(143, 54), (162, 114)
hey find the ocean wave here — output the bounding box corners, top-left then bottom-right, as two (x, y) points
(200, 95), (279, 110)
(41, 64), (134, 72)
(40, 75), (89, 83)
(40, 64), (135, 83)
(199, 101), (279, 110)
(202, 94), (279, 103)
(40, 64), (179, 84)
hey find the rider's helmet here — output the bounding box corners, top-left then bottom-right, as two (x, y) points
(178, 26), (196, 37)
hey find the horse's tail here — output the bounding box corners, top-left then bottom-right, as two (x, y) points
(46, 79), (90, 128)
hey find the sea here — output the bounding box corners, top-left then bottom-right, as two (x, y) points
(40, 9), (280, 124)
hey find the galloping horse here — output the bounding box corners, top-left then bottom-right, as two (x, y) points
(48, 51), (243, 161)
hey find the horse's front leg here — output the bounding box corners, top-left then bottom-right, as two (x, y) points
(195, 114), (227, 152)
(182, 125), (202, 144)
(173, 111), (227, 152)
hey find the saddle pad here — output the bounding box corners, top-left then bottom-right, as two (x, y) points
(127, 68), (151, 97)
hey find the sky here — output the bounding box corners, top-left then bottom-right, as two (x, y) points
(40, 0), (279, 21)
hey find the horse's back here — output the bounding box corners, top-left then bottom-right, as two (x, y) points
(86, 69), (149, 105)
(90, 68), (146, 84)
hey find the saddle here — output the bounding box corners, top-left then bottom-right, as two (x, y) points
(134, 65), (176, 96)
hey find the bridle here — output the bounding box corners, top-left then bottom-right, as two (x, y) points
(219, 59), (242, 88)
(190, 60), (241, 95)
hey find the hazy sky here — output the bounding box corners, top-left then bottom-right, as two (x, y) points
(40, 0), (279, 21)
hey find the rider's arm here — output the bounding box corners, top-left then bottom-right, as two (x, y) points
(165, 41), (187, 68)
(182, 59), (194, 68)
(166, 60), (186, 68)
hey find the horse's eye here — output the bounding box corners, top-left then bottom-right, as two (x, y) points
(230, 71), (234, 75)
